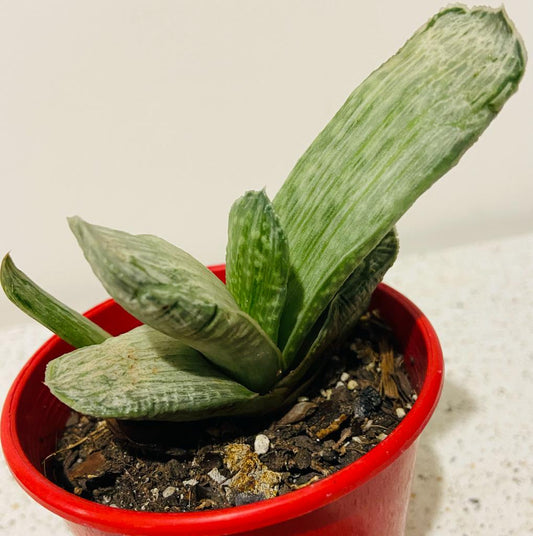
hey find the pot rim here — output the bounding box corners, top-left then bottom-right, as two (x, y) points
(1, 279), (444, 536)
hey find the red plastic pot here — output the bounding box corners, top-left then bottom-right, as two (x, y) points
(2, 265), (443, 536)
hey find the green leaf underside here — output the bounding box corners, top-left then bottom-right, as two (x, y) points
(302, 229), (398, 360)
(273, 6), (526, 365)
(276, 229), (399, 393)
(45, 325), (256, 421)
(226, 190), (289, 346)
(0, 254), (110, 348)
(68, 217), (282, 394)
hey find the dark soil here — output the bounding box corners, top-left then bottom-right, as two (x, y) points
(46, 311), (416, 512)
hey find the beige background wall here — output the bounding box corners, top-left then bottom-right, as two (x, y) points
(1, 0), (531, 327)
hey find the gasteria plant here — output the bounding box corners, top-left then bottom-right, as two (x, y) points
(2, 6), (526, 423)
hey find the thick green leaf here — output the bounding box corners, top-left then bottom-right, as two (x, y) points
(299, 230), (398, 362)
(273, 6), (526, 364)
(68, 217), (283, 393)
(45, 325), (256, 421)
(1, 254), (110, 348)
(276, 229), (399, 392)
(226, 190), (289, 346)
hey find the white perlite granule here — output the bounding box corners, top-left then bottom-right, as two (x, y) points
(162, 486), (176, 498)
(254, 434), (270, 455)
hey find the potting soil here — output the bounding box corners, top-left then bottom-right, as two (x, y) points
(47, 311), (416, 512)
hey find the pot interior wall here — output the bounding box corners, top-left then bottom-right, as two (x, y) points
(369, 288), (427, 393)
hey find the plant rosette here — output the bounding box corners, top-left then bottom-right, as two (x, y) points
(0, 5), (525, 536)
(2, 268), (444, 536)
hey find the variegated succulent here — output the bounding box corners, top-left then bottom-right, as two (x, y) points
(2, 6), (525, 422)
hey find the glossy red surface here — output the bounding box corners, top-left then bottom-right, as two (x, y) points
(1, 266), (443, 536)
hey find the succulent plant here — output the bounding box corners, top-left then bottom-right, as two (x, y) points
(2, 6), (525, 422)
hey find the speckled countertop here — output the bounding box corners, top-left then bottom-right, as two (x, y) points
(1, 233), (532, 535)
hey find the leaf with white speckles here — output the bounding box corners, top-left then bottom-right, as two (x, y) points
(276, 229), (399, 392)
(45, 325), (256, 420)
(68, 217), (283, 393)
(273, 6), (526, 364)
(226, 190), (289, 347)
(309, 228), (399, 357)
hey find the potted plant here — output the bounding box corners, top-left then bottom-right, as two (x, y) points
(1, 5), (525, 536)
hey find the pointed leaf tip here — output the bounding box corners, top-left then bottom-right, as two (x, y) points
(226, 189), (290, 348)
(1, 253), (110, 348)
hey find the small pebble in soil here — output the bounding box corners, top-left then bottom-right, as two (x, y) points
(162, 486), (176, 498)
(208, 467), (228, 484)
(347, 379), (358, 390)
(254, 434), (270, 455)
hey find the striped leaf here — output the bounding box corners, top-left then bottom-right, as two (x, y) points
(45, 325), (255, 421)
(1, 254), (110, 348)
(226, 190), (289, 345)
(300, 229), (398, 362)
(276, 229), (399, 392)
(273, 6), (526, 364)
(68, 217), (283, 394)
